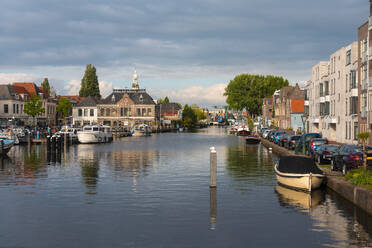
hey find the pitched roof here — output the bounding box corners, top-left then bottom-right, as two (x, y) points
(59, 96), (83, 103)
(76, 96), (101, 107)
(100, 91), (155, 105)
(291, 99), (304, 113)
(13, 82), (39, 97)
(159, 103), (181, 111)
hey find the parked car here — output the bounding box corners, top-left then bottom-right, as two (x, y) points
(274, 132), (286, 144)
(262, 129), (271, 139)
(285, 135), (301, 150)
(295, 133), (322, 154)
(313, 145), (339, 164)
(278, 133), (290, 147)
(308, 138), (328, 157)
(331, 145), (365, 175)
(269, 131), (278, 142)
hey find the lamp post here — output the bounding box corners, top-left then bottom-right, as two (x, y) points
(301, 113), (309, 155)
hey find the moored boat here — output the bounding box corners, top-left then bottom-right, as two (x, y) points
(246, 135), (260, 144)
(236, 126), (250, 136)
(77, 125), (112, 144)
(0, 138), (15, 155)
(274, 156), (325, 192)
(131, 124), (152, 137)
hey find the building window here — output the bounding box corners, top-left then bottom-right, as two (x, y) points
(13, 104), (15, 114)
(90, 109), (94, 117)
(137, 108), (141, 116)
(4, 104), (8, 114)
(324, 81), (329, 96)
(84, 109), (88, 116)
(142, 108), (146, 116)
(319, 83), (323, 97)
(21, 104), (23, 113)
(346, 50), (351, 65)
(354, 122), (358, 140)
(147, 108), (152, 116)
(106, 109), (110, 117)
(120, 108), (124, 116)
(325, 102), (330, 115)
(124, 108), (128, 116)
(349, 121), (351, 140)
(350, 70), (356, 89)
(16, 104), (19, 114)
(345, 122), (348, 139)
(345, 99), (348, 116)
(100, 108), (104, 117)
(350, 97), (358, 115)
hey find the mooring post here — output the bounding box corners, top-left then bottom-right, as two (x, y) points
(51, 136), (56, 151)
(46, 135), (51, 152)
(69, 134), (72, 146)
(210, 147), (217, 188)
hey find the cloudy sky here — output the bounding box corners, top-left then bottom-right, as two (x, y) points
(0, 0), (368, 106)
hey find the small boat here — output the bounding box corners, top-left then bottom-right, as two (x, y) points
(0, 130), (19, 145)
(274, 156), (325, 192)
(58, 126), (80, 143)
(77, 125), (112, 144)
(0, 138), (15, 155)
(246, 135), (260, 144)
(229, 126), (237, 135)
(131, 124), (152, 137)
(236, 126), (250, 136)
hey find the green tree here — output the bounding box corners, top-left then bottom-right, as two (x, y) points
(357, 132), (370, 169)
(182, 104), (197, 128)
(41, 78), (51, 94)
(194, 107), (207, 121)
(57, 98), (72, 125)
(79, 64), (101, 98)
(164, 96), (170, 103)
(224, 74), (289, 116)
(24, 96), (45, 127)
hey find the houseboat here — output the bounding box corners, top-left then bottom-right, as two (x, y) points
(77, 125), (112, 144)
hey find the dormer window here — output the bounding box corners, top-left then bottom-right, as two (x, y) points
(139, 94), (143, 102)
(15, 95), (19, 100)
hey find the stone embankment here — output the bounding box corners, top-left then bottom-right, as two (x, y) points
(261, 138), (372, 215)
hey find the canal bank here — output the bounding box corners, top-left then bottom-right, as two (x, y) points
(261, 138), (372, 215)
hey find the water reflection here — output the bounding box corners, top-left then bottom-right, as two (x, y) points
(210, 187), (217, 230)
(275, 184), (324, 212)
(225, 143), (276, 189)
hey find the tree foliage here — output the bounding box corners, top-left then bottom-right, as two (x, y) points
(41, 78), (51, 94)
(157, 96), (170, 104)
(79, 64), (101, 98)
(357, 132), (370, 169)
(57, 98), (72, 124)
(182, 104), (197, 127)
(24, 96), (45, 126)
(224, 74), (289, 116)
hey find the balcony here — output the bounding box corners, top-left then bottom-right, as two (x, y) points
(362, 51), (368, 63)
(351, 88), (358, 97)
(304, 100), (309, 106)
(325, 95), (330, 102)
(319, 97), (325, 103)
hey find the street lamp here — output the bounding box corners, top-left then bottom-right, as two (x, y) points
(301, 113), (309, 155)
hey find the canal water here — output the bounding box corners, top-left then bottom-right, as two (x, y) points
(1, 127), (372, 247)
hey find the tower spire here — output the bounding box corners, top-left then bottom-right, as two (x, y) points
(132, 68), (139, 90)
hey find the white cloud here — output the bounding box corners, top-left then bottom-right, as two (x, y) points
(99, 81), (113, 98)
(63, 79), (113, 97)
(0, 73), (42, 84)
(64, 79), (80, 95)
(151, 83), (227, 106)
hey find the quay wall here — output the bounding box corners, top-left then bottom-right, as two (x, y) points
(261, 138), (372, 215)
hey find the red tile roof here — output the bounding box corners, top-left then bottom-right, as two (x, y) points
(291, 99), (304, 113)
(59, 96), (83, 103)
(13, 82), (38, 97)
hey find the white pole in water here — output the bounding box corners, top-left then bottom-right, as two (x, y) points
(210, 147), (217, 188)
(309, 173), (312, 192)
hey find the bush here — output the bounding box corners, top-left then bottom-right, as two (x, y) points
(345, 168), (372, 186)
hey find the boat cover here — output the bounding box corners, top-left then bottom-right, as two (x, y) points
(277, 156), (323, 174)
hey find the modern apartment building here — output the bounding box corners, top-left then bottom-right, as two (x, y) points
(308, 43), (358, 144)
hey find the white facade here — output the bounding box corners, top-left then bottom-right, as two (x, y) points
(308, 43), (358, 144)
(73, 107), (98, 127)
